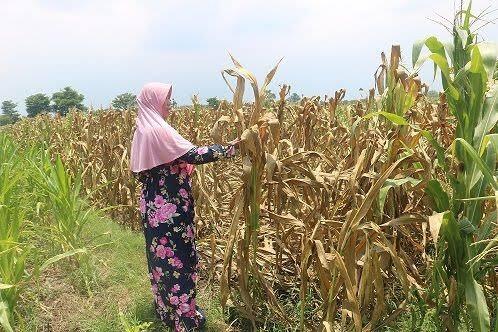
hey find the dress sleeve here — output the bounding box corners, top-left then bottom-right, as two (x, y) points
(176, 144), (237, 165)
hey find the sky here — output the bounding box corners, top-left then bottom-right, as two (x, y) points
(0, 0), (497, 114)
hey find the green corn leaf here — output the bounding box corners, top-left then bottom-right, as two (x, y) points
(363, 111), (409, 126)
(459, 217), (476, 235)
(429, 54), (460, 100)
(425, 180), (450, 213)
(0, 301), (13, 332)
(413, 37), (430, 68)
(465, 276), (490, 332)
(477, 42), (498, 81)
(456, 138), (498, 190)
(39, 248), (87, 273)
(474, 85), (498, 149)
(440, 211), (464, 270)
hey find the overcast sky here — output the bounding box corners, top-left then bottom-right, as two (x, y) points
(1, 0), (497, 114)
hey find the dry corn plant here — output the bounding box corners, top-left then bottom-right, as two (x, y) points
(205, 52), (436, 331)
(1, 46), (458, 331)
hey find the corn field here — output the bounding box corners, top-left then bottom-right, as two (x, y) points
(1, 5), (498, 332)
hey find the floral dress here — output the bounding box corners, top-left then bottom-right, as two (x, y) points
(135, 144), (236, 331)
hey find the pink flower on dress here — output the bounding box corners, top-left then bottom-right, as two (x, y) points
(179, 188), (188, 198)
(149, 214), (159, 228)
(197, 147), (209, 154)
(151, 283), (158, 295)
(156, 203), (177, 223)
(139, 197), (146, 213)
(170, 165), (179, 174)
(186, 225), (194, 239)
(159, 178), (165, 186)
(165, 246), (175, 257)
(171, 284), (180, 293)
(179, 293), (189, 303)
(190, 298), (196, 310)
(169, 295), (179, 305)
(154, 195), (165, 208)
(179, 303), (190, 313)
(191, 272), (199, 282)
(159, 237), (168, 245)
(152, 267), (164, 282)
(155, 245), (167, 259)
(173, 257), (183, 269)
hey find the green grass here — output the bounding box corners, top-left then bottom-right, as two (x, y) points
(382, 308), (441, 332)
(15, 215), (229, 331)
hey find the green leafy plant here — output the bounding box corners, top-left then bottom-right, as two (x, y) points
(118, 309), (152, 332)
(0, 133), (87, 331)
(412, 2), (498, 330)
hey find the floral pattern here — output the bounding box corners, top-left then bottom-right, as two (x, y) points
(135, 144), (236, 331)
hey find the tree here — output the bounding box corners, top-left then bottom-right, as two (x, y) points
(25, 93), (51, 118)
(265, 89), (276, 101)
(112, 92), (136, 110)
(262, 89), (276, 108)
(1, 100), (20, 123)
(288, 93), (301, 103)
(206, 97), (220, 109)
(0, 115), (12, 126)
(51, 86), (85, 116)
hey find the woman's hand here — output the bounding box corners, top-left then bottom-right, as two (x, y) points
(227, 138), (241, 149)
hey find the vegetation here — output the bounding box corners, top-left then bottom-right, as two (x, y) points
(0, 3), (496, 331)
(25, 93), (51, 118)
(112, 93), (137, 110)
(206, 97), (221, 110)
(51, 86), (85, 116)
(0, 101), (20, 125)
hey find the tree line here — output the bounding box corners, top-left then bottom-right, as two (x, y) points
(206, 90), (301, 109)
(1, 87), (302, 126)
(0, 87), (139, 126)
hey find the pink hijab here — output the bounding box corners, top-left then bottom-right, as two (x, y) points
(130, 82), (195, 174)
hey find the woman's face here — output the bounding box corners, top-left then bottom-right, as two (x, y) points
(162, 97), (171, 118)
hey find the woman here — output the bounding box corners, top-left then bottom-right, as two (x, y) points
(130, 82), (238, 331)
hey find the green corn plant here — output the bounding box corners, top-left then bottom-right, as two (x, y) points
(412, 2), (498, 330)
(0, 133), (86, 331)
(29, 150), (88, 253)
(374, 45), (422, 118)
(27, 146), (111, 292)
(0, 133), (27, 332)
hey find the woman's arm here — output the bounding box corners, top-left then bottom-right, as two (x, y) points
(177, 144), (237, 165)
